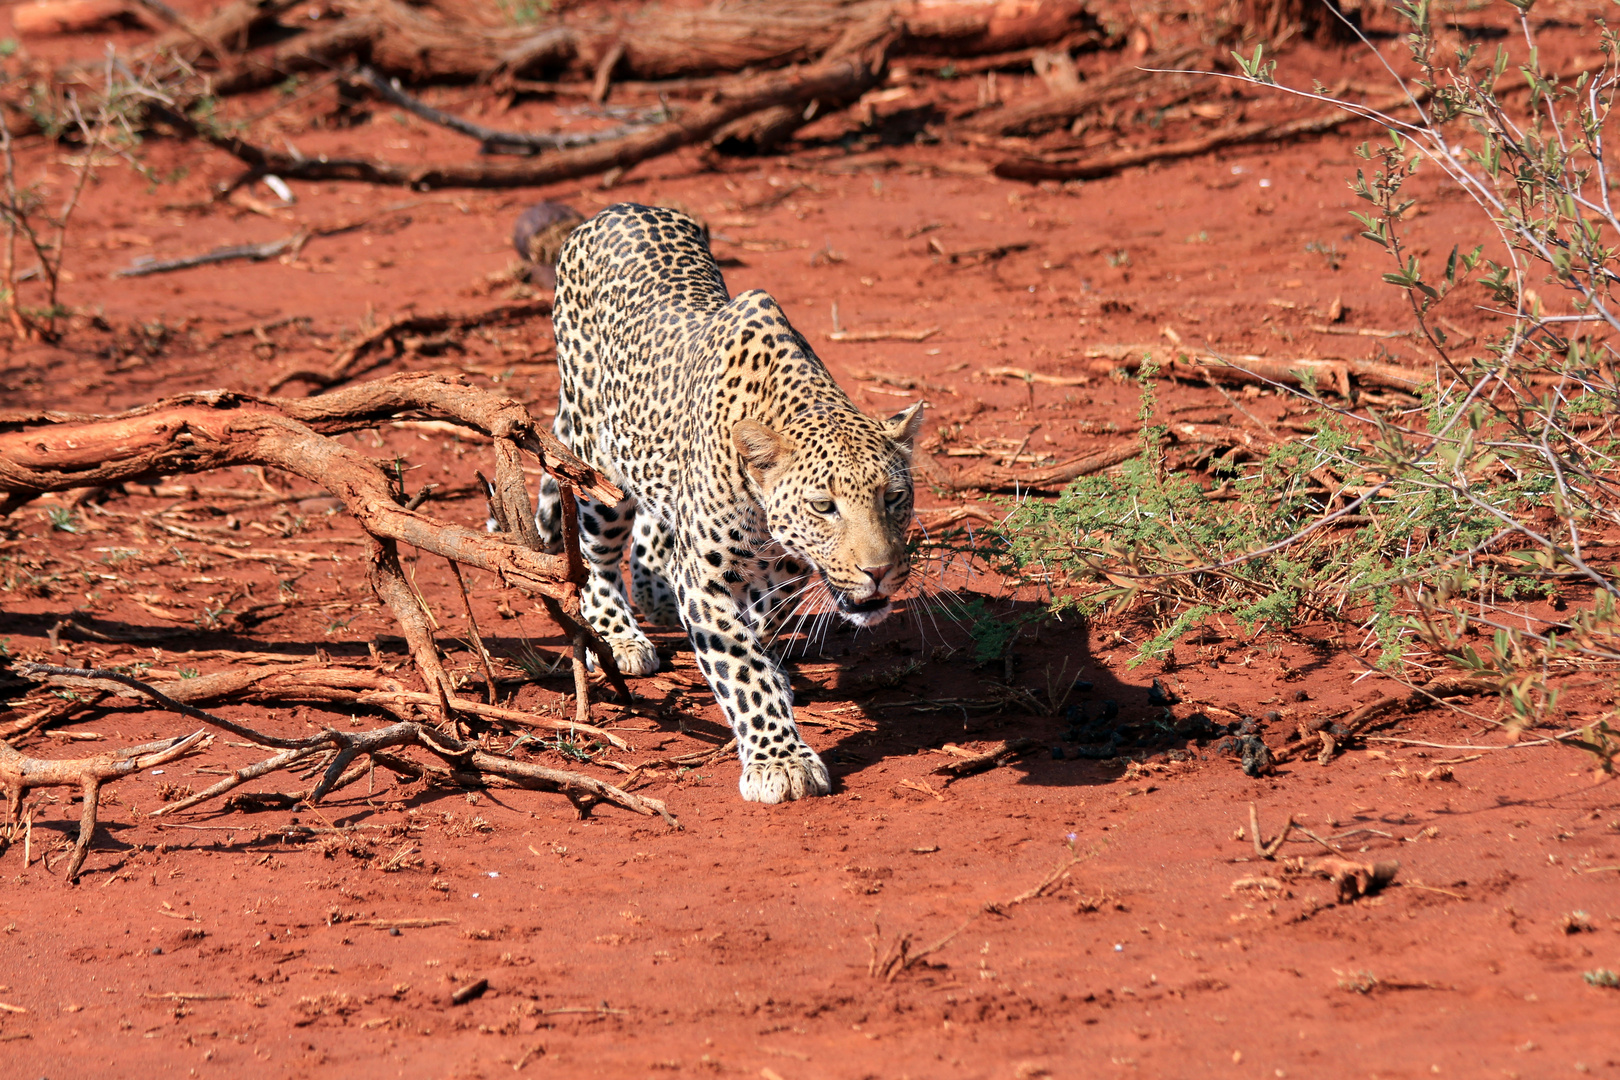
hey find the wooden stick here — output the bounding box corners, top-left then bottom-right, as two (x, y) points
(353, 65), (656, 154)
(993, 90), (1426, 182)
(446, 559), (499, 705)
(916, 441), (1140, 492)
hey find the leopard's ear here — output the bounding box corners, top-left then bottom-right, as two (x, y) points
(884, 402), (925, 454)
(732, 419), (789, 476)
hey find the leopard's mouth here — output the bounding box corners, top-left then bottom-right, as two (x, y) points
(833, 590), (894, 627)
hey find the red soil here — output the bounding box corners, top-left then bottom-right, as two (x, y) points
(2, 8), (1618, 1078)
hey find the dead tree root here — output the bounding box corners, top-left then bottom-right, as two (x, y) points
(1, 728), (210, 881)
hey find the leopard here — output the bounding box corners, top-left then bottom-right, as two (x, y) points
(532, 203), (923, 804)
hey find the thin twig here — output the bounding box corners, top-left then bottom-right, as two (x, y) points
(354, 66), (659, 155)
(447, 559), (499, 705)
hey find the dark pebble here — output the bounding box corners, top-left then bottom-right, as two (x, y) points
(1292, 689), (1310, 702)
(1239, 736), (1276, 777)
(151, 947), (163, 955)
(1264, 710), (1282, 723)
(389, 927), (402, 937)
(1072, 680), (1094, 693)
(1102, 700), (1120, 720)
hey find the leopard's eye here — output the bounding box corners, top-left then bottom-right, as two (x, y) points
(810, 498), (835, 515)
(884, 488), (907, 507)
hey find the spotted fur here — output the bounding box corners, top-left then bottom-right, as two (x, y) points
(535, 203), (923, 804)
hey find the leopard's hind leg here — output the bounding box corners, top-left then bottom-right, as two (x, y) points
(629, 515), (682, 627)
(530, 413), (573, 554)
(576, 494), (661, 677)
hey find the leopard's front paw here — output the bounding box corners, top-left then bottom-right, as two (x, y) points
(739, 746), (831, 803)
(586, 634), (661, 678)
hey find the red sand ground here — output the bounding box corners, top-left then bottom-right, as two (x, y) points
(2, 8), (1618, 1078)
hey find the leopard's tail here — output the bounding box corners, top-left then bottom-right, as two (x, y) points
(534, 472), (565, 553)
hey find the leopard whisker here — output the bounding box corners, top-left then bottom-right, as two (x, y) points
(773, 578), (831, 655)
(762, 578), (823, 651)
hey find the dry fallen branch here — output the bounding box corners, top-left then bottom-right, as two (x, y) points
(918, 441), (1140, 493)
(17, 664), (678, 832)
(160, 21), (895, 191)
(1085, 343), (1430, 396)
(35, 662), (632, 750)
(931, 737), (1038, 780)
(963, 45), (1204, 136)
(111, 231), (310, 278)
(352, 66), (659, 155)
(994, 90), (1426, 181)
(267, 300), (557, 391)
(1248, 802), (1295, 860)
(1337, 673), (1499, 738)
(2, 729), (210, 881)
(196, 0), (1089, 94)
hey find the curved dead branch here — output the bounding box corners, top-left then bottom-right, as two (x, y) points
(352, 66), (661, 155)
(19, 664), (679, 831)
(2, 728), (210, 881)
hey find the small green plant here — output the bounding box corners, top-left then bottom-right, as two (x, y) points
(547, 734), (597, 763)
(46, 506), (77, 533)
(954, 596), (1045, 666)
(496, 0), (552, 25)
(1583, 969), (1619, 989)
(514, 641), (566, 681)
(1231, 42), (1277, 85)
(178, 668), (199, 679)
(1304, 239), (1342, 269)
(1336, 970), (1379, 994)
(1559, 716), (1619, 777)
(2, 58), (165, 340)
(1105, 249), (1130, 268)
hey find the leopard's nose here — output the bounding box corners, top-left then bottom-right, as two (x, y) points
(861, 565), (891, 588)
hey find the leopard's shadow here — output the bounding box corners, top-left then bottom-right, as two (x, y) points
(769, 597), (1172, 795)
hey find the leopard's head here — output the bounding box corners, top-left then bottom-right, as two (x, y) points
(734, 402), (924, 628)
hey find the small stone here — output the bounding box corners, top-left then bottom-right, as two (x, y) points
(150, 946), (163, 956)
(1239, 736), (1275, 778)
